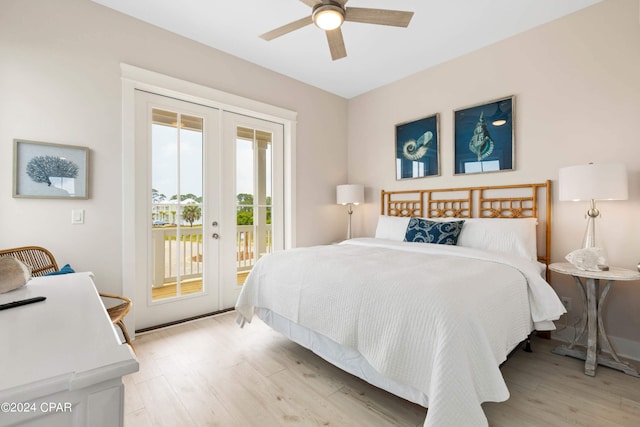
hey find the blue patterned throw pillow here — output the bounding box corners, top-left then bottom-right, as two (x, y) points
(404, 218), (465, 245)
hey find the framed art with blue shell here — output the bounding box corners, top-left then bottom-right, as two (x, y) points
(454, 96), (514, 175)
(395, 113), (440, 180)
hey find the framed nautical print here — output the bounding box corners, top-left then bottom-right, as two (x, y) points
(454, 96), (514, 175)
(395, 114), (440, 180)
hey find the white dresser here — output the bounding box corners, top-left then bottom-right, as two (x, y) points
(0, 273), (139, 427)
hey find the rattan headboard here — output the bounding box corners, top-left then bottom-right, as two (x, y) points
(380, 181), (552, 269)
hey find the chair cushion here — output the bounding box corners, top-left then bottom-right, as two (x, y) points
(45, 264), (75, 275)
(0, 257), (32, 294)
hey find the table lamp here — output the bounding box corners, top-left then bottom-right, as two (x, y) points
(558, 163), (628, 249)
(336, 184), (364, 239)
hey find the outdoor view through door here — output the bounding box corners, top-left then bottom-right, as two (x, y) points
(150, 116), (274, 300)
(151, 109), (204, 301)
(236, 126), (273, 285)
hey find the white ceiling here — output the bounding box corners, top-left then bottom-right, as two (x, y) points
(92, 0), (602, 99)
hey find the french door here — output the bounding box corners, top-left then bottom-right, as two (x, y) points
(134, 91), (284, 329)
(135, 91), (220, 328)
(220, 112), (284, 308)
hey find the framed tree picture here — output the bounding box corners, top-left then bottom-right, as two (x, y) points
(395, 114), (440, 180)
(454, 96), (514, 175)
(13, 139), (89, 199)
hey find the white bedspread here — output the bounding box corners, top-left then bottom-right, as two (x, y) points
(235, 238), (566, 427)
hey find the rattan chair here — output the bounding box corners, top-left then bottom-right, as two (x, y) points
(0, 246), (58, 276)
(0, 246), (134, 351)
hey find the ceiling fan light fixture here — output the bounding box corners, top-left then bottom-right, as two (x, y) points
(313, 4), (344, 30)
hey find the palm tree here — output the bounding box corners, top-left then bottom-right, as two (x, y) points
(182, 204), (202, 227)
(152, 188), (166, 203)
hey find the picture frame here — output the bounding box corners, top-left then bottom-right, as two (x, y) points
(454, 96), (514, 175)
(13, 139), (89, 199)
(395, 113), (440, 180)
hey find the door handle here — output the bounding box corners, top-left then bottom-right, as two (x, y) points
(212, 233), (220, 239)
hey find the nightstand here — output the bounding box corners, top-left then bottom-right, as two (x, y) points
(549, 262), (640, 377)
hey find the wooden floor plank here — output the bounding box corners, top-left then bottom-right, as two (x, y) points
(154, 353), (229, 407)
(124, 311), (640, 426)
(328, 378), (426, 426)
(207, 360), (299, 426)
(267, 367), (360, 426)
(122, 375), (144, 414)
(124, 408), (154, 427)
(134, 376), (196, 427)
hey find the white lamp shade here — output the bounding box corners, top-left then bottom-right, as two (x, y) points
(558, 163), (628, 201)
(337, 184), (364, 205)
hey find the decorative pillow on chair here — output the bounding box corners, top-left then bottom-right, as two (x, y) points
(45, 264), (75, 276)
(0, 257), (32, 294)
(404, 218), (465, 245)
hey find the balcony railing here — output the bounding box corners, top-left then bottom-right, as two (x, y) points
(151, 224), (271, 287)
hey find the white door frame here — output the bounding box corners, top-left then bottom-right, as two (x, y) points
(121, 64), (297, 335)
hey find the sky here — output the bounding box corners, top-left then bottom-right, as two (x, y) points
(152, 124), (265, 201)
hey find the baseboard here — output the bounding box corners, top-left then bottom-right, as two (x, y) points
(552, 323), (640, 362)
(135, 308), (234, 334)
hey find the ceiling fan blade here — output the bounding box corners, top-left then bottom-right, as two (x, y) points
(299, 0), (321, 7)
(345, 7), (414, 27)
(326, 28), (347, 61)
(260, 15), (313, 41)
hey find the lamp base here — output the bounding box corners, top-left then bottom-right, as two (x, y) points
(581, 200), (599, 249)
(346, 205), (353, 240)
(579, 201), (609, 268)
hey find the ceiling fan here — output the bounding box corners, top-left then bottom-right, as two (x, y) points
(260, 0), (414, 61)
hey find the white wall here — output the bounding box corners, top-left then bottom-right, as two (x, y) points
(0, 0), (348, 295)
(347, 0), (640, 349)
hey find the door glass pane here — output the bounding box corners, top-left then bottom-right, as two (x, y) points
(236, 127), (272, 285)
(151, 108), (204, 301)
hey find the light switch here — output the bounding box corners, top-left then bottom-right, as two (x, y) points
(72, 209), (84, 224)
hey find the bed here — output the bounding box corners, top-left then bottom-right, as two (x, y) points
(235, 181), (566, 427)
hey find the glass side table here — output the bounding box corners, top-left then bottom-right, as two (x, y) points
(549, 262), (640, 377)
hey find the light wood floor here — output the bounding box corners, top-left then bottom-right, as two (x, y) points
(124, 311), (640, 426)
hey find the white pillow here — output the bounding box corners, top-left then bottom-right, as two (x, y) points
(374, 215), (411, 241)
(0, 257), (32, 294)
(453, 217), (538, 260)
(376, 215), (539, 260)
